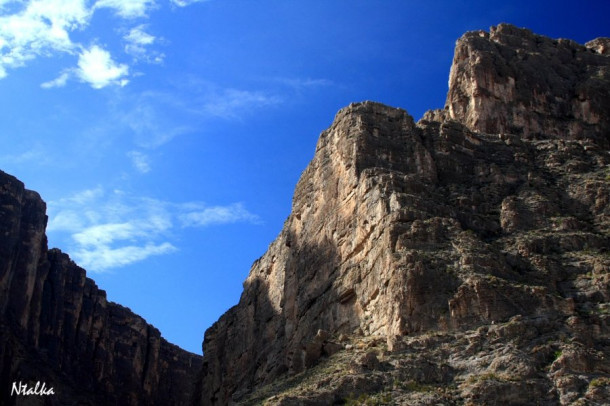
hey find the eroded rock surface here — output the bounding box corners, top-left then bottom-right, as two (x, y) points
(196, 24), (609, 405)
(0, 170), (202, 406)
(443, 24), (610, 147)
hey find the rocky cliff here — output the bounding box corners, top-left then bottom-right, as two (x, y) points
(0, 170), (202, 405)
(196, 24), (610, 405)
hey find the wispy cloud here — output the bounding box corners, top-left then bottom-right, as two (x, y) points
(47, 187), (260, 272)
(125, 25), (155, 47)
(180, 203), (261, 227)
(114, 91), (193, 148)
(0, 143), (53, 165)
(170, 0), (210, 7)
(179, 76), (330, 119)
(75, 242), (177, 271)
(275, 77), (333, 90)
(107, 83), (282, 151)
(124, 24), (164, 63)
(63, 185), (104, 205)
(41, 71), (70, 89)
(127, 150), (151, 173)
(198, 87), (282, 119)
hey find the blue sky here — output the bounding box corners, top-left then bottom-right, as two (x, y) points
(1, 0), (608, 354)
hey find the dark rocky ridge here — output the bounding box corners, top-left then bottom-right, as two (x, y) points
(0, 170), (202, 405)
(195, 24), (610, 405)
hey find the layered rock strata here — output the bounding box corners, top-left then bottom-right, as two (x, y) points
(0, 170), (202, 406)
(196, 24), (609, 405)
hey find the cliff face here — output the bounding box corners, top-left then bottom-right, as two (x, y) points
(0, 171), (202, 405)
(443, 24), (610, 148)
(197, 24), (610, 405)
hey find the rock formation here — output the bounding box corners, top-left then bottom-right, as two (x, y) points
(0, 170), (202, 405)
(196, 24), (609, 405)
(443, 24), (610, 148)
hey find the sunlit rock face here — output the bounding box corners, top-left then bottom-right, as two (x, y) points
(445, 24), (610, 147)
(196, 24), (609, 405)
(0, 170), (202, 406)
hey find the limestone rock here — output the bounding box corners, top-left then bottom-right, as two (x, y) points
(586, 37), (610, 55)
(196, 24), (609, 406)
(0, 170), (202, 406)
(446, 23), (610, 148)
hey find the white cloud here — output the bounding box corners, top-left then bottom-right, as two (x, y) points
(74, 242), (176, 271)
(47, 186), (104, 233)
(47, 187), (260, 272)
(47, 210), (86, 233)
(94, 0), (156, 19)
(74, 222), (140, 246)
(27, 0), (91, 29)
(76, 45), (129, 88)
(124, 25), (164, 63)
(127, 150), (151, 173)
(0, 0), (205, 85)
(125, 25), (155, 46)
(0, 0), (90, 75)
(170, 0), (209, 6)
(65, 186), (105, 204)
(41, 71), (70, 88)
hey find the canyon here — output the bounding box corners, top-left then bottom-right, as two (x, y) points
(1, 23), (608, 405)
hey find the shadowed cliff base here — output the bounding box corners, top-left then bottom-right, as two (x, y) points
(195, 230), (345, 404)
(196, 24), (610, 405)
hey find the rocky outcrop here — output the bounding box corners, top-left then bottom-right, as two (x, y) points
(0, 170), (202, 405)
(442, 24), (610, 147)
(196, 24), (609, 405)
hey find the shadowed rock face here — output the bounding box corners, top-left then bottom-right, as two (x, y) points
(196, 24), (609, 405)
(0, 170), (202, 406)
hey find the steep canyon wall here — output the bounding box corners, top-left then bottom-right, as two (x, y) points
(0, 171), (202, 406)
(196, 24), (610, 405)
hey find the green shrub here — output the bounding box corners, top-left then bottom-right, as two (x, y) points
(589, 377), (609, 388)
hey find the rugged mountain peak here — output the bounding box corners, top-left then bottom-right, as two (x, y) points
(292, 101), (436, 217)
(197, 25), (609, 405)
(443, 23), (610, 147)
